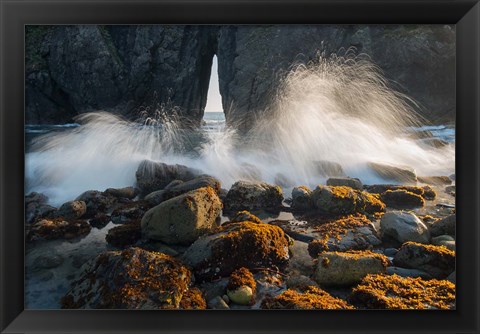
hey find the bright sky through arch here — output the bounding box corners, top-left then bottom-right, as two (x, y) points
(204, 55), (223, 112)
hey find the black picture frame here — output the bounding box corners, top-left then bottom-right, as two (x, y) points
(1, 0), (479, 333)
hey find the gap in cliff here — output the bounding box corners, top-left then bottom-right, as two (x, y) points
(204, 55), (223, 116)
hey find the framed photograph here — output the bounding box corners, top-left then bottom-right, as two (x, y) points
(1, 0), (479, 333)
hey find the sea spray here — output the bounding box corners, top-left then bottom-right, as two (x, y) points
(25, 52), (455, 206)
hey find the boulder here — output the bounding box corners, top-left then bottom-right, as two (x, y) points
(431, 235), (455, 251)
(182, 222), (290, 280)
(145, 175), (222, 206)
(75, 190), (117, 218)
(141, 186), (222, 245)
(104, 186), (138, 199)
(393, 242), (455, 278)
(364, 184), (424, 196)
(105, 220), (141, 248)
(226, 267), (256, 305)
(291, 186), (314, 211)
(311, 185), (385, 215)
(386, 266), (432, 279)
(307, 215), (381, 257)
(313, 251), (389, 286)
(89, 213), (111, 229)
(228, 210), (263, 224)
(326, 177), (363, 190)
(135, 160), (199, 196)
(261, 286), (353, 309)
(351, 274), (455, 309)
(223, 180), (284, 212)
(61, 247), (192, 309)
(56, 200), (87, 220)
(367, 162), (417, 184)
(418, 176), (452, 186)
(380, 211), (430, 244)
(430, 214), (455, 237)
(25, 203), (57, 224)
(421, 185), (437, 200)
(311, 160), (345, 177)
(27, 218), (91, 241)
(110, 201), (152, 224)
(380, 189), (425, 209)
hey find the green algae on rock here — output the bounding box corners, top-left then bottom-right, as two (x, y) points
(380, 189), (425, 209)
(61, 247), (192, 309)
(351, 274), (455, 309)
(27, 218), (91, 242)
(179, 287), (207, 310)
(261, 285), (354, 309)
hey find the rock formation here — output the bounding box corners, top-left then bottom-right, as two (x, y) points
(26, 25), (455, 128)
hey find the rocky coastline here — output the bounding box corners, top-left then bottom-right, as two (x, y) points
(25, 159), (456, 310)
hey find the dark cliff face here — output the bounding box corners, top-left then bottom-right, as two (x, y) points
(26, 25), (455, 127)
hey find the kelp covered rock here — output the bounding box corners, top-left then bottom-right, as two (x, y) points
(308, 215), (381, 257)
(261, 286), (353, 309)
(183, 222), (290, 280)
(311, 185), (385, 215)
(351, 274), (455, 309)
(314, 251), (389, 286)
(179, 287), (207, 310)
(223, 180), (284, 212)
(380, 189), (425, 209)
(226, 267), (256, 305)
(27, 218), (91, 241)
(141, 186), (222, 245)
(393, 242), (455, 278)
(61, 247), (192, 309)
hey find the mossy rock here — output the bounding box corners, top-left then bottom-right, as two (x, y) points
(311, 185), (385, 215)
(351, 274), (455, 309)
(75, 190), (118, 218)
(261, 286), (354, 309)
(182, 222), (290, 281)
(229, 211), (263, 224)
(61, 247), (192, 309)
(393, 242), (455, 279)
(314, 251), (389, 286)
